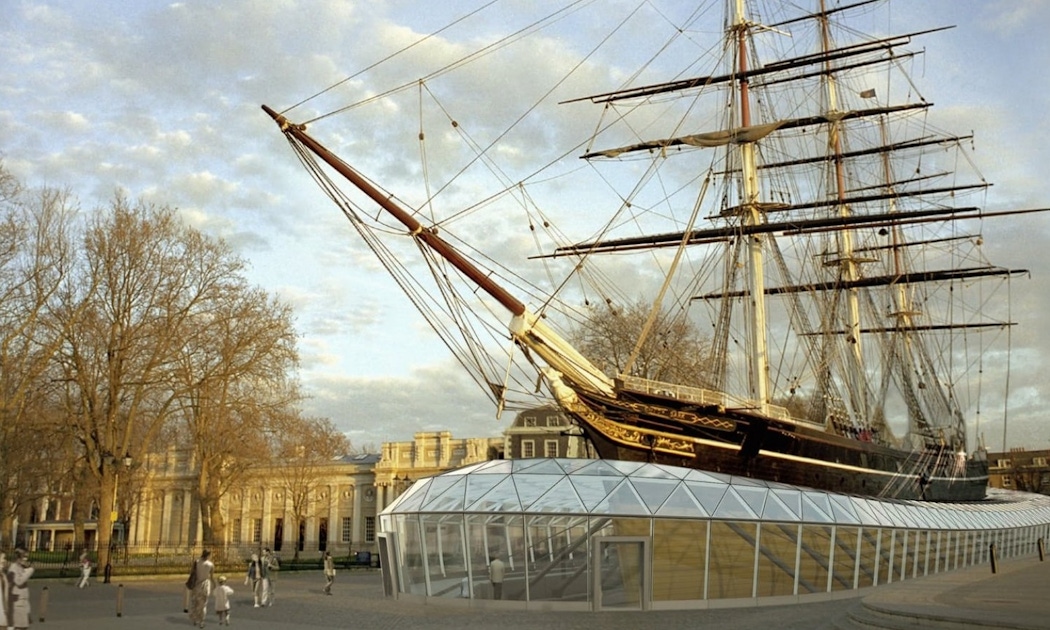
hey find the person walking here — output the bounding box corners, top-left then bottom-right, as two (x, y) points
(488, 555), (505, 600)
(77, 552), (93, 588)
(261, 548), (280, 606)
(187, 549), (215, 628)
(7, 548), (34, 630)
(322, 551), (335, 595)
(213, 575), (234, 626)
(0, 552), (10, 628)
(246, 553), (264, 607)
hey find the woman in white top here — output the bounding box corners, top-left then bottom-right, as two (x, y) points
(187, 549), (214, 628)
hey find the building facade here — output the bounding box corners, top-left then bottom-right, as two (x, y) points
(22, 430), (510, 556)
(989, 448), (1050, 495)
(502, 405), (593, 460)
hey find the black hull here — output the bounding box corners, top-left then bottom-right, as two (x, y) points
(560, 386), (987, 502)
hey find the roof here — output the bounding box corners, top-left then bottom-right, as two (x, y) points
(382, 458), (1050, 530)
(334, 453), (381, 465)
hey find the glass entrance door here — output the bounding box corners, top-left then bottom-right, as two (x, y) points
(593, 536), (650, 611)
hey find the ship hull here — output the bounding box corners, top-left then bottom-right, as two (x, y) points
(560, 385), (987, 502)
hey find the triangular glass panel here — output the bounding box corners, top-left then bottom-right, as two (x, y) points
(419, 476), (466, 511)
(883, 503), (907, 524)
(469, 477), (522, 512)
(654, 483), (707, 517)
(728, 475), (765, 487)
(391, 479), (432, 512)
(685, 480), (729, 514)
(426, 489), (470, 512)
(762, 491), (801, 522)
(861, 500), (892, 527)
(910, 508), (935, 529)
(569, 475), (622, 511)
(800, 492), (833, 523)
(827, 495), (860, 524)
(770, 489), (802, 520)
(473, 460), (514, 474)
(712, 487), (758, 520)
(605, 460), (645, 476)
(684, 469), (731, 484)
(573, 460), (629, 477)
(557, 459), (595, 475)
(734, 486), (768, 517)
(515, 459), (569, 476)
(629, 478), (679, 513)
(510, 459), (542, 472)
(417, 476), (464, 512)
(590, 479), (651, 516)
(513, 474), (566, 510)
(628, 463), (683, 480)
(524, 477), (586, 513)
(848, 497), (879, 525)
(463, 475), (508, 510)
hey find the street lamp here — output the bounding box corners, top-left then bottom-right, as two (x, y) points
(104, 452), (133, 583)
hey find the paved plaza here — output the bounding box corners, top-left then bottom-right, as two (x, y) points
(21, 558), (1050, 629)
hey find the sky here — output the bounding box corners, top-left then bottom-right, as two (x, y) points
(3, 0), (1049, 452)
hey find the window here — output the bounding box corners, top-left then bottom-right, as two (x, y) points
(1034, 457), (1048, 467)
(1003, 477), (1013, 488)
(365, 516), (376, 542)
(996, 459), (1012, 468)
(251, 518), (262, 544)
(232, 519), (242, 545)
(524, 416), (537, 427)
(544, 439), (559, 458)
(547, 416), (561, 427)
(341, 517), (352, 543)
(522, 439), (535, 458)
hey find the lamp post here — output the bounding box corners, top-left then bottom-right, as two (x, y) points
(104, 452), (133, 584)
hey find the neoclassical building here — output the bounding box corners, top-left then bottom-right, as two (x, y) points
(22, 430), (508, 556)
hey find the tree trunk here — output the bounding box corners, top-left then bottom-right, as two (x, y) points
(96, 468), (116, 577)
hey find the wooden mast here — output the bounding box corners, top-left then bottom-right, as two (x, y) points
(261, 105), (526, 318)
(735, 0), (770, 413)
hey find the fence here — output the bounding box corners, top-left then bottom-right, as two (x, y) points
(12, 542), (378, 580)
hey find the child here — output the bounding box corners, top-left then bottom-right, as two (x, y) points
(214, 575), (234, 626)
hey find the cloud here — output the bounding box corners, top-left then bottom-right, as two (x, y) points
(2, 0), (1049, 453)
(301, 359), (508, 445)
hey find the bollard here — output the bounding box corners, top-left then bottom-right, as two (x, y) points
(39, 586), (49, 622)
(116, 583), (125, 617)
(989, 542), (998, 574)
(1039, 537), (1046, 562)
(183, 586), (190, 612)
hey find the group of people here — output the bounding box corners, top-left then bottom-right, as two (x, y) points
(0, 548), (36, 630)
(186, 547), (281, 627)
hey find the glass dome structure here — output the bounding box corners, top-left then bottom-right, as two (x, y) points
(378, 459), (1050, 610)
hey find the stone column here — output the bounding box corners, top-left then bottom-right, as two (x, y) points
(352, 480), (363, 546)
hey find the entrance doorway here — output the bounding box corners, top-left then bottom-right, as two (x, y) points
(592, 536), (650, 611)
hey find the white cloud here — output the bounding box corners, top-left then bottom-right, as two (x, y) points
(2, 0), (1048, 452)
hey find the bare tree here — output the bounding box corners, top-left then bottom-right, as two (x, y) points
(0, 164), (80, 544)
(54, 197), (247, 572)
(174, 283), (301, 550)
(271, 416), (350, 561)
(568, 299), (713, 386)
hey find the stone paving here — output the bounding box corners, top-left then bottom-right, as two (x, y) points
(21, 558), (1050, 629)
(28, 568), (858, 629)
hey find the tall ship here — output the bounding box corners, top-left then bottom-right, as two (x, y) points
(263, 1), (1040, 501)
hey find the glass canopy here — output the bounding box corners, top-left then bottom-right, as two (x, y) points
(384, 458), (1050, 530)
(378, 458), (1050, 610)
